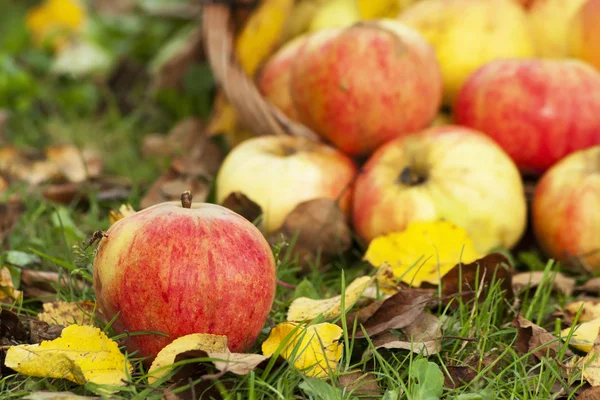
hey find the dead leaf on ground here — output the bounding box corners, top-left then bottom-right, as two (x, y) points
(568, 331), (600, 387)
(338, 370), (381, 399)
(578, 278), (600, 294)
(562, 317), (600, 353)
(370, 311), (442, 356)
(0, 197), (25, 246)
(267, 198), (352, 267)
(109, 203), (136, 225)
(565, 300), (600, 323)
(513, 271), (576, 296)
(221, 191), (263, 225)
(444, 365), (478, 389)
(0, 266), (22, 304)
(578, 386), (600, 400)
(0, 308), (29, 345)
(441, 252), (514, 308)
(23, 391), (101, 400)
(37, 301), (102, 327)
(348, 289), (434, 339)
(5, 324), (132, 386)
(513, 313), (569, 361)
(20, 269), (89, 300)
(42, 175), (132, 205)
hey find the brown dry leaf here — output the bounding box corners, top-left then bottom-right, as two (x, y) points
(20, 269), (89, 300)
(221, 191), (263, 225)
(268, 198), (352, 265)
(566, 300), (600, 323)
(0, 197), (25, 245)
(211, 352), (272, 375)
(0, 308), (29, 346)
(349, 289), (434, 339)
(0, 266), (22, 304)
(41, 175), (132, 205)
(22, 391), (100, 399)
(579, 278), (600, 294)
(512, 271), (576, 296)
(444, 365), (478, 389)
(37, 301), (101, 326)
(338, 371), (381, 399)
(578, 386), (600, 400)
(45, 145), (102, 183)
(513, 313), (567, 361)
(370, 311), (442, 356)
(441, 252), (514, 308)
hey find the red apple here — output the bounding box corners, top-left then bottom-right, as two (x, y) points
(289, 19), (442, 157)
(568, 0), (600, 72)
(92, 195), (277, 362)
(352, 125), (528, 254)
(454, 58), (600, 175)
(532, 146), (600, 271)
(215, 135), (357, 234)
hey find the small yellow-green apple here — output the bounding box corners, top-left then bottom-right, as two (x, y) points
(454, 58), (600, 175)
(352, 125), (527, 254)
(532, 146), (600, 270)
(289, 19), (442, 157)
(215, 135), (358, 233)
(309, 0), (361, 31)
(398, 0), (534, 106)
(92, 195), (277, 362)
(527, 0), (587, 57)
(568, 0), (600, 72)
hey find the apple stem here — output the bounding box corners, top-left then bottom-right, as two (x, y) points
(181, 191), (193, 208)
(398, 166), (425, 186)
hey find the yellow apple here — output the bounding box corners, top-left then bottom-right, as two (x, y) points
(567, 0), (600, 72)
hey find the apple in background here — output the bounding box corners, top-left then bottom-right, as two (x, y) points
(93, 195), (277, 363)
(398, 0), (534, 106)
(454, 58), (600, 175)
(289, 19), (442, 157)
(215, 135), (358, 234)
(532, 146), (600, 271)
(527, 0), (587, 57)
(352, 125), (527, 254)
(568, 0), (600, 72)
(257, 35), (308, 122)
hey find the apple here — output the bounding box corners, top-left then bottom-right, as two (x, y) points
(532, 146), (600, 271)
(352, 125), (528, 254)
(92, 193), (277, 362)
(289, 19), (442, 157)
(527, 0), (587, 57)
(398, 0), (534, 105)
(454, 58), (600, 175)
(309, 0), (361, 32)
(215, 135), (357, 234)
(568, 0), (600, 72)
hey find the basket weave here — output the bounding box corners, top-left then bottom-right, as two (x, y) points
(201, 2), (321, 141)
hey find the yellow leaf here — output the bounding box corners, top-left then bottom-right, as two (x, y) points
(262, 322), (343, 379)
(0, 266), (22, 303)
(561, 317), (600, 353)
(37, 301), (99, 326)
(364, 220), (482, 287)
(108, 204), (136, 225)
(565, 300), (600, 323)
(567, 332), (600, 386)
(147, 333), (229, 384)
(26, 0), (87, 51)
(287, 276), (373, 322)
(4, 324), (132, 386)
(235, 0), (295, 76)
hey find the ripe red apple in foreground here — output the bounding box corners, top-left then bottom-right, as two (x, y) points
(215, 135), (357, 234)
(352, 125), (528, 254)
(93, 194), (277, 362)
(532, 146), (600, 271)
(290, 19), (442, 156)
(454, 58), (600, 175)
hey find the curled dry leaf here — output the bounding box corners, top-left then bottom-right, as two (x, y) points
(565, 300), (600, 323)
(513, 313), (567, 362)
(148, 333), (229, 384)
(364, 220), (482, 287)
(0, 308), (29, 345)
(577, 386), (600, 399)
(262, 322), (343, 379)
(562, 317), (600, 353)
(568, 333), (600, 387)
(5, 324), (132, 386)
(0, 266), (22, 304)
(20, 269), (89, 300)
(370, 311), (442, 356)
(338, 371), (381, 399)
(109, 203), (136, 225)
(41, 175), (132, 205)
(441, 252), (514, 308)
(578, 277), (600, 294)
(221, 191), (263, 225)
(349, 289), (434, 339)
(512, 271), (576, 297)
(37, 301), (102, 327)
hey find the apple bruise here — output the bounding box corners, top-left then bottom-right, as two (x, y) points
(93, 203), (277, 363)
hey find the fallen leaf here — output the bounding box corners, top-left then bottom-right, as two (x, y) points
(41, 175), (132, 206)
(287, 275), (374, 322)
(205, 91), (255, 148)
(262, 322), (343, 379)
(371, 311), (442, 356)
(20, 269), (89, 300)
(148, 333), (229, 384)
(579, 278), (600, 294)
(350, 289), (433, 339)
(444, 365), (478, 389)
(513, 313), (566, 361)
(4, 324), (132, 386)
(23, 391), (100, 399)
(221, 192), (263, 225)
(37, 301), (101, 326)
(569, 332), (600, 387)
(0, 197), (25, 246)
(364, 220), (482, 287)
(566, 300), (600, 323)
(0, 308), (29, 345)
(441, 253), (514, 307)
(338, 371), (381, 399)
(578, 386), (600, 400)
(108, 204), (136, 225)
(268, 198), (352, 267)
(512, 271), (576, 296)
(562, 317), (600, 353)
(0, 266), (22, 303)
(45, 145), (102, 183)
